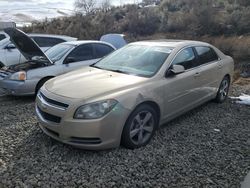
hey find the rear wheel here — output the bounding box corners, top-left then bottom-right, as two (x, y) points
(121, 104), (158, 149)
(215, 76), (230, 103)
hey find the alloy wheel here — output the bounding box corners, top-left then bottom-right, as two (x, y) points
(129, 111), (155, 145)
(219, 79), (229, 101)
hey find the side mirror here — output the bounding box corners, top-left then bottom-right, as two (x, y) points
(5, 43), (16, 50)
(166, 64), (185, 77)
(64, 57), (76, 64)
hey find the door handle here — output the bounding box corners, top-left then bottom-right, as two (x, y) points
(218, 64), (222, 69)
(194, 72), (201, 77)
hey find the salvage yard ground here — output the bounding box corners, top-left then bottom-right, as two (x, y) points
(0, 82), (249, 187)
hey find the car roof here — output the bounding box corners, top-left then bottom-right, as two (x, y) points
(131, 40), (211, 48)
(27, 33), (77, 41)
(62, 40), (116, 48)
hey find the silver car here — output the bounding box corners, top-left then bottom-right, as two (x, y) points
(0, 32), (77, 68)
(0, 28), (126, 96)
(36, 40), (234, 150)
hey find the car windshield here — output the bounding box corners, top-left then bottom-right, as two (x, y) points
(93, 44), (173, 77)
(45, 43), (74, 62)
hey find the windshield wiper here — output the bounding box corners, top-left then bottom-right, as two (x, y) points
(90, 65), (129, 75)
(107, 69), (129, 74)
(90, 64), (103, 70)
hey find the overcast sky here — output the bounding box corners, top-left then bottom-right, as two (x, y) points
(0, 0), (140, 11)
(0, 0), (141, 24)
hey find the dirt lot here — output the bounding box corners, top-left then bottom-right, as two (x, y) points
(0, 83), (249, 188)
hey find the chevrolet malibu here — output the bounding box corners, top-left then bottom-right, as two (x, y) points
(36, 40), (234, 150)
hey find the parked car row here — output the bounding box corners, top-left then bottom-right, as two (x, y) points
(0, 28), (125, 96)
(0, 31), (77, 68)
(0, 28), (234, 150)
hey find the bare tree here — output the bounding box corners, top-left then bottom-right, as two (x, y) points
(74, 0), (97, 14)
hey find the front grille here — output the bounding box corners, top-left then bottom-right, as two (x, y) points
(37, 106), (61, 123)
(40, 92), (69, 109)
(70, 137), (102, 144)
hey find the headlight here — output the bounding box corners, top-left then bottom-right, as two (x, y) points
(9, 71), (26, 81)
(74, 99), (118, 119)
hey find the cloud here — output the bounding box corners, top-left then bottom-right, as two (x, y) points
(0, 0), (34, 2)
(0, 0), (141, 24)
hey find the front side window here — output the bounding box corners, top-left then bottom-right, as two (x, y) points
(172, 48), (196, 70)
(93, 44), (114, 58)
(93, 45), (173, 77)
(195, 46), (219, 65)
(32, 37), (65, 47)
(65, 44), (94, 63)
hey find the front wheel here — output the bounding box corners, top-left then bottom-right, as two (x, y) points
(121, 104), (158, 149)
(215, 76), (230, 103)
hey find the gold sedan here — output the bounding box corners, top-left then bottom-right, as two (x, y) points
(35, 40), (234, 150)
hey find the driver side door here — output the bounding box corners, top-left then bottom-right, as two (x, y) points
(162, 47), (203, 121)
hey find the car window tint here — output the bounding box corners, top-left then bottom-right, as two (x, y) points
(172, 48), (196, 70)
(32, 37), (65, 47)
(0, 34), (6, 41)
(67, 44), (94, 62)
(93, 44), (114, 58)
(195, 46), (219, 65)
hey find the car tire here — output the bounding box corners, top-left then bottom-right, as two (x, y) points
(215, 76), (230, 103)
(121, 104), (158, 149)
(35, 77), (52, 96)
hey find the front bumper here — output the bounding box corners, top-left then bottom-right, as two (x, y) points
(35, 89), (131, 150)
(0, 79), (37, 96)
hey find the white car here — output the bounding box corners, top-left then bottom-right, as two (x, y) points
(0, 33), (77, 68)
(0, 28), (126, 96)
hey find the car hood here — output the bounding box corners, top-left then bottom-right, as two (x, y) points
(45, 67), (147, 99)
(4, 28), (52, 64)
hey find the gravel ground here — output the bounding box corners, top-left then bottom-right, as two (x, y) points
(0, 83), (249, 188)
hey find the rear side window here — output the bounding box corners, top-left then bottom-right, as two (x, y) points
(172, 47), (196, 70)
(195, 46), (219, 65)
(66, 44), (94, 63)
(0, 34), (6, 41)
(93, 43), (114, 58)
(32, 37), (65, 47)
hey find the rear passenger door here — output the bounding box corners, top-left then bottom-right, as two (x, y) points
(92, 43), (114, 59)
(193, 46), (221, 99)
(62, 44), (97, 72)
(63, 43), (114, 73)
